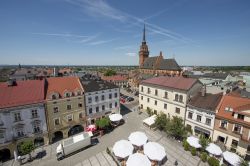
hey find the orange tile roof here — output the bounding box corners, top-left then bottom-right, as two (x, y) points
(216, 94), (250, 126)
(46, 77), (83, 99)
(0, 80), (45, 109)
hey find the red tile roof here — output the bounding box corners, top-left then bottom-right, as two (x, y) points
(102, 75), (128, 82)
(46, 77), (83, 99)
(141, 76), (199, 91)
(216, 95), (250, 125)
(0, 80), (45, 109)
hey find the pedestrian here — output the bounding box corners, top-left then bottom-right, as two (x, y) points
(174, 160), (178, 166)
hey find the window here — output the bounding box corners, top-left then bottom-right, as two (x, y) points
(179, 95), (183, 102)
(53, 107), (59, 113)
(102, 105), (105, 111)
(14, 112), (21, 122)
(109, 103), (112, 108)
(67, 105), (71, 110)
(65, 92), (71, 97)
(141, 86), (144, 92)
(54, 118), (60, 125)
(206, 118), (211, 126)
(67, 115), (73, 122)
(102, 95), (105, 100)
(79, 112), (83, 119)
(31, 110), (38, 118)
(154, 110), (157, 115)
(231, 139), (238, 148)
(147, 98), (150, 103)
(0, 132), (4, 139)
(237, 114), (244, 120)
(196, 115), (202, 122)
(220, 120), (227, 128)
(109, 94), (112, 99)
(95, 96), (99, 102)
(188, 112), (193, 119)
(141, 96), (143, 100)
(88, 97), (92, 103)
(233, 124), (241, 133)
(52, 94), (57, 100)
(114, 93), (118, 98)
(96, 107), (99, 113)
(155, 89), (158, 96)
(89, 108), (92, 114)
(175, 94), (179, 101)
(175, 107), (180, 114)
(147, 88), (151, 94)
(16, 128), (24, 137)
(78, 103), (82, 108)
(33, 122), (40, 133)
(164, 92), (168, 98)
(140, 104), (143, 109)
(115, 102), (118, 107)
(154, 100), (157, 106)
(164, 104), (167, 109)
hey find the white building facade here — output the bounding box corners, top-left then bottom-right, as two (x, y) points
(139, 77), (202, 120)
(81, 79), (120, 124)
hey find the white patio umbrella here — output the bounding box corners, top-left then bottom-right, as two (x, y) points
(128, 131), (148, 146)
(144, 142), (166, 161)
(109, 113), (123, 122)
(186, 136), (201, 148)
(126, 153), (151, 166)
(223, 151), (241, 166)
(113, 140), (134, 158)
(206, 143), (222, 156)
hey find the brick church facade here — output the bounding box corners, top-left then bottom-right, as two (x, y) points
(139, 25), (182, 76)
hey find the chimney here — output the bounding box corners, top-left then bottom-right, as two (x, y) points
(201, 85), (206, 97)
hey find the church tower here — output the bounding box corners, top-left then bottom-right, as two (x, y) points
(139, 24), (149, 67)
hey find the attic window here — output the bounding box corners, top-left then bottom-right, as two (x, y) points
(225, 107), (233, 112)
(65, 92), (71, 98)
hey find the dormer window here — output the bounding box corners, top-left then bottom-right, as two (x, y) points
(51, 92), (59, 100)
(225, 107), (233, 112)
(64, 92), (71, 98)
(237, 114), (245, 120)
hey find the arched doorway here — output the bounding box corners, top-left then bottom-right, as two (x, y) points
(0, 148), (11, 162)
(34, 137), (44, 147)
(68, 125), (84, 137)
(52, 131), (63, 143)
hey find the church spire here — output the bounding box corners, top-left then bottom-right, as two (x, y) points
(142, 23), (146, 43)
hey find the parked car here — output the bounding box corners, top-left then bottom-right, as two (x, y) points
(120, 98), (125, 103)
(127, 97), (134, 102)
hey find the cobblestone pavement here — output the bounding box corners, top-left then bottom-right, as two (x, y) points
(7, 110), (208, 166)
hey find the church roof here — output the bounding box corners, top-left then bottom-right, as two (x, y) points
(141, 56), (181, 71)
(159, 59), (181, 71)
(141, 56), (158, 69)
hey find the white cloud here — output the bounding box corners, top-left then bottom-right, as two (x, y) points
(126, 52), (137, 57)
(89, 38), (117, 45)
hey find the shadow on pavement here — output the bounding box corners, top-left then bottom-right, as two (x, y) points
(120, 104), (132, 116)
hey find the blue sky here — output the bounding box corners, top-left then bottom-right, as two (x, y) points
(0, 0), (250, 66)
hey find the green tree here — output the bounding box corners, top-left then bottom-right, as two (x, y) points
(96, 117), (110, 129)
(191, 147), (197, 156)
(200, 152), (208, 162)
(104, 69), (116, 76)
(155, 113), (170, 131)
(18, 140), (35, 161)
(207, 157), (220, 166)
(199, 135), (209, 152)
(166, 116), (187, 140)
(146, 108), (152, 116)
(183, 139), (190, 151)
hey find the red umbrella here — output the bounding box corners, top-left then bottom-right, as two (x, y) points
(86, 124), (96, 132)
